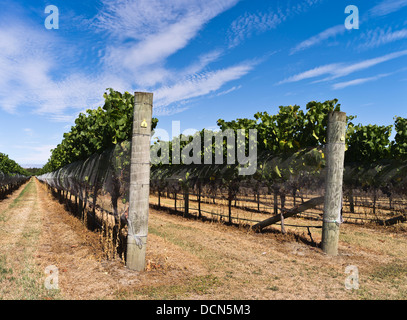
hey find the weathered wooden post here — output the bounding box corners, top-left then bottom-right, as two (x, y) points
(198, 182), (202, 219)
(321, 111), (347, 256)
(184, 188), (189, 217)
(126, 92), (153, 271)
(280, 193), (287, 234)
(228, 189), (232, 225)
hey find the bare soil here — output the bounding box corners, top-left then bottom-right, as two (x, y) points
(0, 178), (406, 300)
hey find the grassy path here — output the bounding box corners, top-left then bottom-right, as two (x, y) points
(0, 177), (406, 300)
(0, 178), (60, 299)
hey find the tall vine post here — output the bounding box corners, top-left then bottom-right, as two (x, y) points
(126, 92), (153, 271)
(321, 111), (347, 255)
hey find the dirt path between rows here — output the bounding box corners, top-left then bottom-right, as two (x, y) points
(0, 178), (215, 299)
(0, 178), (406, 300)
(0, 178), (46, 299)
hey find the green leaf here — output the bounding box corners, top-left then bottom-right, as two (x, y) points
(274, 165), (282, 178)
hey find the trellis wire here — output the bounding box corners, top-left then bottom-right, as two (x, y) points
(36, 140), (407, 259)
(0, 171), (29, 198)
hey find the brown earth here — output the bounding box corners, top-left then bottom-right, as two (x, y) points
(0, 177), (406, 300)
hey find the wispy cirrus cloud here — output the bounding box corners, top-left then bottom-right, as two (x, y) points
(103, 15), (216, 74)
(0, 18), (110, 117)
(95, 0), (239, 78)
(328, 50), (407, 80)
(95, 0), (238, 41)
(357, 26), (407, 49)
(278, 49), (407, 84)
(369, 0), (407, 17)
(332, 72), (393, 89)
(227, 10), (286, 48)
(1, 0), (257, 118)
(92, 0), (260, 115)
(153, 61), (256, 114)
(290, 24), (346, 54)
(291, 0), (407, 55)
(227, 0), (323, 48)
(12, 144), (57, 165)
(278, 64), (341, 84)
(215, 85), (242, 96)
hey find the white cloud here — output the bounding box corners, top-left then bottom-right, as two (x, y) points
(105, 16), (208, 72)
(330, 50), (407, 80)
(215, 85), (242, 96)
(46, 114), (78, 123)
(369, 0), (407, 17)
(0, 19), (114, 117)
(95, 0), (238, 40)
(290, 24), (346, 54)
(92, 0), (254, 115)
(228, 10), (286, 48)
(278, 64), (341, 84)
(23, 128), (34, 137)
(12, 145), (56, 166)
(227, 0), (322, 48)
(0, 0), (257, 119)
(182, 50), (225, 78)
(279, 49), (407, 84)
(97, 0), (238, 76)
(0, 24), (52, 113)
(332, 73), (392, 89)
(358, 27), (407, 49)
(153, 61), (255, 114)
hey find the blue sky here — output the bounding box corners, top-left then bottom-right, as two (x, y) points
(0, 0), (406, 167)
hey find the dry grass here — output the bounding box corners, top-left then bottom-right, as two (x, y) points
(149, 192), (405, 229)
(0, 179), (60, 299)
(0, 178), (406, 300)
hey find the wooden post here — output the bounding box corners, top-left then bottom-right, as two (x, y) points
(293, 189), (297, 206)
(184, 188), (189, 217)
(252, 196), (324, 231)
(348, 189), (355, 213)
(126, 92), (153, 271)
(257, 191), (260, 211)
(321, 111), (347, 256)
(228, 189), (232, 225)
(280, 193), (287, 234)
(79, 197), (83, 219)
(273, 188), (278, 215)
(198, 182), (202, 219)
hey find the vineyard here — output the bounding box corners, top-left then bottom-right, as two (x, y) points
(0, 153), (30, 199)
(1, 89), (407, 300)
(36, 139), (407, 259)
(30, 90), (407, 262)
